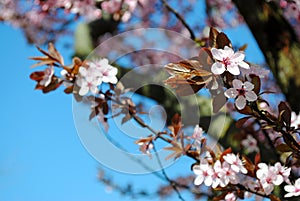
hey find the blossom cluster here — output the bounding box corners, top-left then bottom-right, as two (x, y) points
(193, 153), (247, 188)
(76, 59), (118, 96)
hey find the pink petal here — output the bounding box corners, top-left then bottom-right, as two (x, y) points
(232, 79), (243, 89)
(224, 46), (234, 57)
(245, 91), (257, 102)
(224, 88), (238, 98)
(211, 48), (224, 60)
(79, 85), (89, 96)
(193, 165), (202, 175)
(231, 51), (245, 61)
(194, 175), (204, 185)
(238, 61), (250, 69)
(243, 81), (254, 91)
(284, 185), (296, 193)
(235, 96), (246, 110)
(211, 62), (225, 75)
(227, 65), (240, 75)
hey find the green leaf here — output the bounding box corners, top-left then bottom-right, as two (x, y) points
(74, 23), (94, 58)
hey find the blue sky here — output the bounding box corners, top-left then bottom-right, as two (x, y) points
(0, 15), (267, 200)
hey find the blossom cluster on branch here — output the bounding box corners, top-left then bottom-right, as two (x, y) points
(28, 27), (300, 200)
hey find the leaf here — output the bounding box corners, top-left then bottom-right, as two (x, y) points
(276, 144), (293, 152)
(216, 32), (232, 49)
(250, 74), (261, 94)
(64, 85), (74, 94)
(30, 43), (64, 67)
(254, 152), (261, 165)
(239, 44), (248, 51)
(209, 27), (219, 48)
(30, 71), (44, 81)
(212, 92), (227, 113)
(235, 116), (251, 128)
(242, 155), (255, 176)
(278, 101), (292, 128)
(164, 145), (183, 160)
(270, 194), (281, 201)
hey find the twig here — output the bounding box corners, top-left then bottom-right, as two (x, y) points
(160, 0), (196, 40)
(153, 145), (186, 201)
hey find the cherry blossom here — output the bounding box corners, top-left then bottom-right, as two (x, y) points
(88, 59), (118, 84)
(224, 79), (258, 110)
(284, 178), (300, 198)
(218, 161), (239, 186)
(291, 111), (300, 128)
(241, 135), (259, 153)
(223, 153), (247, 174)
(193, 159), (214, 186)
(274, 162), (291, 183)
(211, 46), (249, 75)
(137, 141), (153, 156)
(224, 192), (236, 201)
(256, 163), (287, 195)
(76, 67), (102, 96)
(39, 66), (54, 87)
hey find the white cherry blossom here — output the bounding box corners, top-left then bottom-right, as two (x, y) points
(39, 66), (54, 87)
(211, 46), (249, 75)
(223, 153), (247, 174)
(224, 192), (237, 201)
(241, 135), (259, 153)
(224, 79), (258, 110)
(284, 178), (300, 198)
(193, 159), (214, 186)
(291, 111), (300, 128)
(256, 163), (285, 195)
(218, 161), (239, 186)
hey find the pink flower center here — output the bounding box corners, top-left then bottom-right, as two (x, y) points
(266, 177), (272, 184)
(222, 57), (231, 67)
(295, 188), (300, 193)
(237, 88), (246, 96)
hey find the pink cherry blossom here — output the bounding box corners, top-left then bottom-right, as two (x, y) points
(76, 67), (102, 96)
(256, 163), (286, 195)
(88, 59), (118, 84)
(193, 159), (214, 186)
(291, 111), (300, 128)
(284, 178), (300, 198)
(211, 46), (249, 75)
(224, 192), (236, 201)
(241, 135), (259, 153)
(39, 66), (54, 87)
(218, 161), (239, 186)
(223, 153), (247, 174)
(224, 79), (258, 110)
(274, 162), (291, 183)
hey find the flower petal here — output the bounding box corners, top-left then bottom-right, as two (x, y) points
(231, 51), (245, 62)
(243, 81), (254, 91)
(224, 46), (234, 57)
(227, 65), (240, 75)
(238, 61), (250, 69)
(211, 62), (225, 75)
(232, 79), (243, 89)
(194, 175), (204, 185)
(211, 48), (224, 60)
(224, 88), (238, 98)
(245, 91), (258, 102)
(235, 96), (246, 110)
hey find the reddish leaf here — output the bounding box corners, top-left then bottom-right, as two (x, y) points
(64, 85), (74, 94)
(216, 32), (232, 49)
(276, 143), (293, 153)
(254, 152), (261, 165)
(30, 71), (44, 81)
(242, 155), (255, 177)
(209, 27), (219, 48)
(278, 101), (292, 128)
(270, 194), (281, 201)
(250, 74), (261, 94)
(238, 105), (253, 115)
(235, 116), (251, 128)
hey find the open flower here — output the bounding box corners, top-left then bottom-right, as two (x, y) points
(285, 178), (300, 198)
(39, 66), (54, 87)
(241, 135), (259, 153)
(224, 79), (257, 110)
(193, 159), (214, 186)
(211, 46), (249, 75)
(256, 163), (285, 195)
(223, 153), (247, 174)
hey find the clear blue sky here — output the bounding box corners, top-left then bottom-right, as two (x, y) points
(0, 16), (266, 201)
